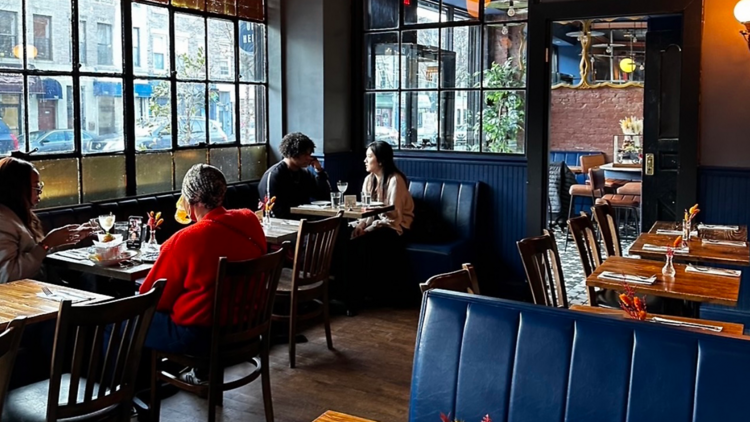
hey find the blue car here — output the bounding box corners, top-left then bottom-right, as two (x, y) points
(0, 120), (19, 155)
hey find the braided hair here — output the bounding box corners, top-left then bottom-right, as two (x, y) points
(181, 164), (227, 209)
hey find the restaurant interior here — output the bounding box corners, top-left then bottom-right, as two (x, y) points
(1, 0), (750, 421)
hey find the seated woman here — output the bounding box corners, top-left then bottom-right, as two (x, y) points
(348, 141), (415, 306)
(0, 157), (93, 284)
(139, 164), (266, 380)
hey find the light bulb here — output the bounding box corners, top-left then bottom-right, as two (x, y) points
(507, 7), (516, 17)
(501, 25), (509, 35)
(736, 0), (750, 23)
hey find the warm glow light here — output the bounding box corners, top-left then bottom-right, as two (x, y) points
(620, 58), (637, 74)
(12, 44), (37, 60)
(736, 0), (750, 23)
(466, 0), (491, 18)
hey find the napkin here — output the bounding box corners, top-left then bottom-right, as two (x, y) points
(650, 317), (723, 332)
(698, 224), (739, 231)
(37, 291), (92, 302)
(701, 239), (747, 247)
(298, 204), (326, 209)
(655, 229), (697, 237)
(642, 244), (689, 254)
(597, 271), (657, 285)
(53, 249), (91, 260)
(686, 265), (742, 277)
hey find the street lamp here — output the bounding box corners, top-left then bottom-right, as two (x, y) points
(12, 44), (38, 60)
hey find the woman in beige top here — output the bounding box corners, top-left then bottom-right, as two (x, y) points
(0, 157), (93, 284)
(348, 141), (416, 310)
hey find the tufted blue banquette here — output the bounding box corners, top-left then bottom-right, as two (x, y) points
(406, 179), (479, 285)
(410, 290), (750, 422)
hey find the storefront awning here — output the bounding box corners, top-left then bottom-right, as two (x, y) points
(134, 83), (153, 98)
(93, 80), (123, 97)
(0, 74), (44, 95)
(40, 78), (63, 100)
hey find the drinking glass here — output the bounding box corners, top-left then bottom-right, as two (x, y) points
(361, 191), (371, 206)
(330, 192), (342, 209)
(114, 222), (129, 237)
(337, 180), (348, 194)
(98, 214), (115, 234)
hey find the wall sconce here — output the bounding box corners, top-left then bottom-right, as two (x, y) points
(735, 0), (750, 51)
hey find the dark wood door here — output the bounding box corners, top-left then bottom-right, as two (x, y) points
(641, 17), (692, 229)
(37, 101), (57, 130)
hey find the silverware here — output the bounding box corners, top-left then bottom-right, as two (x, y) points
(41, 286), (89, 301)
(650, 317), (723, 332)
(41, 286), (53, 296)
(689, 265), (739, 276)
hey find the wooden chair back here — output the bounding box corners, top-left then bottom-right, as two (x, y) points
(580, 154), (606, 174)
(46, 280), (164, 421)
(567, 215), (602, 277)
(213, 243), (288, 358)
(592, 202), (622, 257)
(517, 230), (568, 308)
(0, 317), (26, 416)
(588, 168), (607, 198)
(291, 211), (343, 290)
(420, 263), (480, 295)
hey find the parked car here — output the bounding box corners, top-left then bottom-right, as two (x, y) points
(87, 133), (125, 153)
(375, 125), (399, 146)
(19, 129), (115, 154)
(0, 120), (19, 155)
(136, 118), (228, 150)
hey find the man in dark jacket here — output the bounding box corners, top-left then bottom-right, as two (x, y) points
(259, 132), (331, 218)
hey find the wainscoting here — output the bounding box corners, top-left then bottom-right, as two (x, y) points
(697, 166), (750, 330)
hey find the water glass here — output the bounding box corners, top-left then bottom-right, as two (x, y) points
(114, 221), (129, 238)
(330, 192), (342, 209)
(361, 191), (371, 206)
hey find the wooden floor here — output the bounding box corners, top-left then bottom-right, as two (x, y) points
(156, 307), (420, 422)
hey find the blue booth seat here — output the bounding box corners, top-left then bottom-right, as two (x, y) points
(410, 290), (750, 422)
(550, 150), (603, 184)
(406, 179), (479, 285)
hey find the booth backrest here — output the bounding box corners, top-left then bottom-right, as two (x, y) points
(550, 150), (603, 168)
(410, 290), (750, 422)
(36, 181), (260, 240)
(408, 178), (479, 241)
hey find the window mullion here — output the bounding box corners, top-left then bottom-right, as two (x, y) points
(122, 0), (136, 196)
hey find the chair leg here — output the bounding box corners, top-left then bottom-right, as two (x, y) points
(207, 364), (220, 422)
(149, 351), (161, 422)
(260, 341), (274, 422)
(289, 295), (298, 368)
(565, 196), (576, 251)
(323, 287), (333, 351)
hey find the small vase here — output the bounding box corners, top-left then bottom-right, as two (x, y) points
(142, 228), (160, 253)
(682, 220), (691, 248)
(662, 254), (676, 277)
(263, 212), (271, 228)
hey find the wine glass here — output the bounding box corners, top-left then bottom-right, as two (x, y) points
(98, 213), (115, 235)
(337, 180), (348, 194)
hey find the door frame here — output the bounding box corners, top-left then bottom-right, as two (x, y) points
(525, 0), (702, 237)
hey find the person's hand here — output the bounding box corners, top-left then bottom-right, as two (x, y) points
(351, 224), (366, 239)
(311, 157), (323, 172)
(72, 223), (98, 239)
(41, 225), (87, 249)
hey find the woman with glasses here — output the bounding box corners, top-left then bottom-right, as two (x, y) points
(0, 157), (93, 284)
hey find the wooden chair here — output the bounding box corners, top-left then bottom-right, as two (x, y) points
(272, 211), (343, 368)
(150, 245), (288, 422)
(2, 281), (164, 422)
(0, 317), (26, 417)
(592, 202), (623, 258)
(419, 263), (480, 295)
(580, 153), (606, 175)
(517, 230), (568, 308)
(567, 215), (622, 308)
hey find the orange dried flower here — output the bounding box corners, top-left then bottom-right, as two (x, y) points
(637, 310), (648, 321)
(633, 296), (644, 312)
(619, 293), (633, 308)
(673, 236), (683, 248)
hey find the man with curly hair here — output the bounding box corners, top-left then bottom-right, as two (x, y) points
(259, 132), (331, 218)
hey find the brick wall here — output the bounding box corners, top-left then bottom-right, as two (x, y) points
(549, 87), (643, 162)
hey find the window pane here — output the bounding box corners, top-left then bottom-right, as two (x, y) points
(135, 79), (171, 151)
(27, 76), (75, 155)
(36, 158), (79, 208)
(440, 90), (481, 152)
(441, 26), (482, 88)
(173, 0), (205, 11)
(80, 77), (125, 155)
(208, 0), (236, 17)
(402, 29), (439, 89)
(364, 0), (398, 29)
(482, 90), (525, 154)
(80, 0), (122, 73)
(0, 5), (22, 68)
(485, 1), (529, 23)
(483, 22), (527, 88)
(400, 91), (437, 150)
(209, 84), (235, 143)
(210, 147), (239, 182)
(177, 82), (207, 146)
(238, 21), (265, 83)
(27, 5), (72, 71)
(239, 84), (265, 144)
(136, 152), (173, 194)
(240, 145), (266, 181)
(365, 32), (399, 90)
(174, 149), (207, 189)
(237, 0), (263, 21)
(82, 155), (126, 202)
(0, 74), (23, 155)
(364, 92), (398, 148)
(443, 0), (479, 22)
(133, 4), (171, 77)
(175, 14), (206, 80)
(208, 19), (235, 82)
(404, 0), (439, 25)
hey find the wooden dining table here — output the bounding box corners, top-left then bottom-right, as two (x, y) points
(629, 232), (750, 266)
(649, 221), (748, 241)
(0, 279), (111, 328)
(291, 204), (394, 220)
(586, 256), (741, 306)
(314, 411), (377, 422)
(263, 218), (300, 244)
(569, 305), (745, 336)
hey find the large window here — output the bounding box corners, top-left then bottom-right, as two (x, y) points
(0, 0), (268, 207)
(363, 0), (527, 154)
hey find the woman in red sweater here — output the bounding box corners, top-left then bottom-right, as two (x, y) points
(139, 164), (266, 360)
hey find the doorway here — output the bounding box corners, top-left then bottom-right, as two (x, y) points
(38, 100), (57, 130)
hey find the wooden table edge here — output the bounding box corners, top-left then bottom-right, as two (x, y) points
(585, 278), (738, 306)
(314, 411), (378, 422)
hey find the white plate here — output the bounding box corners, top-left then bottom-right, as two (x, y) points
(369, 201), (384, 206)
(311, 201), (331, 206)
(89, 250), (138, 267)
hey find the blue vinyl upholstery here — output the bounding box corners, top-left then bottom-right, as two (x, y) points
(406, 179), (479, 284)
(410, 290), (750, 422)
(550, 150), (602, 184)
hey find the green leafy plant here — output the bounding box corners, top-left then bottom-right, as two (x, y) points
(473, 58), (525, 154)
